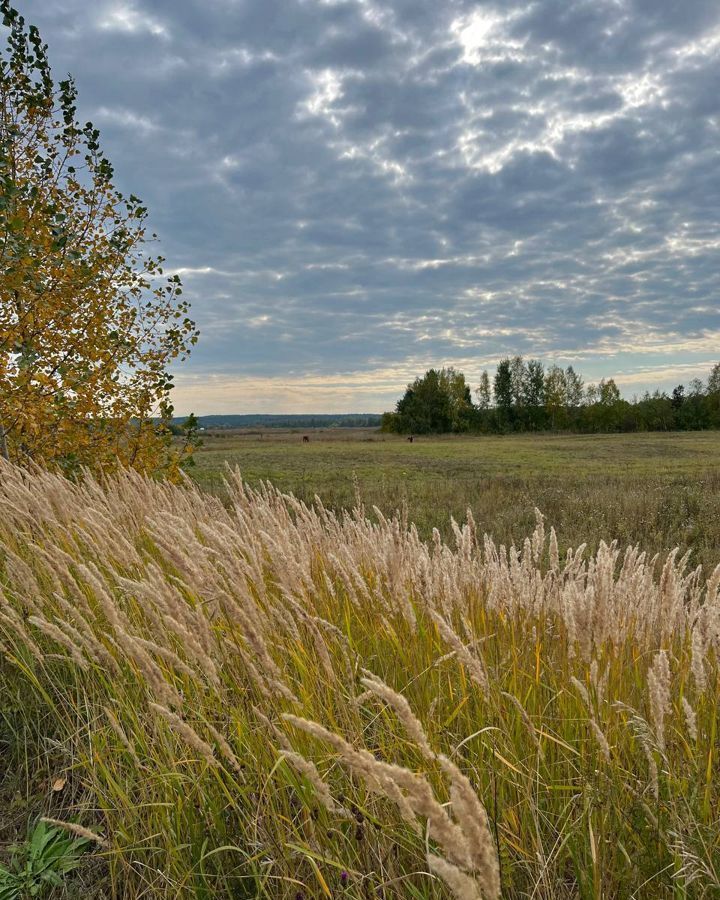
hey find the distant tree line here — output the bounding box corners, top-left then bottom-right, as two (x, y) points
(171, 414), (383, 430)
(382, 359), (720, 435)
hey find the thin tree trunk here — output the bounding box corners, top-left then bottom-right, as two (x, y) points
(0, 421), (9, 461)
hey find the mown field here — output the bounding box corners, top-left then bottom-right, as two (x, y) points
(191, 429), (720, 572)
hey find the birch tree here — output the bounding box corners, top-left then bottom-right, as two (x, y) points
(0, 2), (198, 475)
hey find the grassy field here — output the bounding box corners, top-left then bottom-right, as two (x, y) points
(3, 464), (720, 898)
(191, 429), (720, 571)
(2, 432), (719, 898)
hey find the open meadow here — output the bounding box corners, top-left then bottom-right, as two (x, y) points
(191, 429), (720, 572)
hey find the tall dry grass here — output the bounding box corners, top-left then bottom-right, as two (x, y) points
(0, 461), (719, 898)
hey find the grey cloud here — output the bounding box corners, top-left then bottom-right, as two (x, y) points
(15, 0), (720, 407)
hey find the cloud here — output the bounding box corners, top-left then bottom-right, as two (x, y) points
(96, 2), (169, 38)
(18, 0), (720, 411)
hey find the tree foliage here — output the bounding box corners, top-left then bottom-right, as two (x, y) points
(384, 359), (720, 435)
(493, 359), (513, 417)
(387, 367), (473, 434)
(475, 370), (491, 410)
(707, 363), (720, 395)
(0, 2), (198, 475)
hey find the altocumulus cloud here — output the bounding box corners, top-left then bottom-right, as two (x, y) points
(20, 0), (720, 412)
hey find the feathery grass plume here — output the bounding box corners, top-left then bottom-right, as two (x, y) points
(115, 629), (184, 710)
(548, 527), (560, 571)
(501, 690), (541, 753)
(229, 643), (275, 701)
(589, 718), (611, 762)
(148, 702), (218, 768)
(429, 610), (488, 693)
(281, 709), (503, 885)
(27, 616), (90, 670)
(374, 761), (474, 869)
(283, 595), (336, 681)
(0, 600), (45, 661)
(76, 562), (126, 633)
(667, 830), (720, 890)
(647, 649), (672, 752)
(570, 675), (590, 707)
(439, 754), (500, 896)
(219, 592), (297, 702)
(691, 624), (707, 693)
(428, 854), (488, 900)
(103, 705), (141, 766)
(618, 703), (662, 800)
(4, 552), (43, 614)
(52, 592), (119, 674)
(40, 817), (107, 847)
(131, 636), (198, 680)
(282, 713), (469, 856)
(707, 563), (720, 605)
(359, 672), (435, 759)
(204, 720), (245, 777)
(681, 697), (698, 742)
(590, 658), (609, 705)
(280, 749), (350, 815)
(531, 508), (545, 563)
(53, 617), (104, 667)
(252, 706), (293, 752)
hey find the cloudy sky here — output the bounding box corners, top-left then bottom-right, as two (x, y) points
(22, 0), (720, 413)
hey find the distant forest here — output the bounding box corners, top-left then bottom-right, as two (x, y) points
(172, 413), (382, 429)
(382, 359), (720, 435)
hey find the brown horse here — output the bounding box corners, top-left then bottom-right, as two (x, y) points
(406, 435), (414, 443)
(302, 435), (310, 443)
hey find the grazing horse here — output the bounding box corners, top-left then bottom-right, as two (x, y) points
(302, 435), (310, 443)
(407, 435), (414, 443)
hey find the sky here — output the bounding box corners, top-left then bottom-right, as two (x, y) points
(20, 0), (720, 414)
